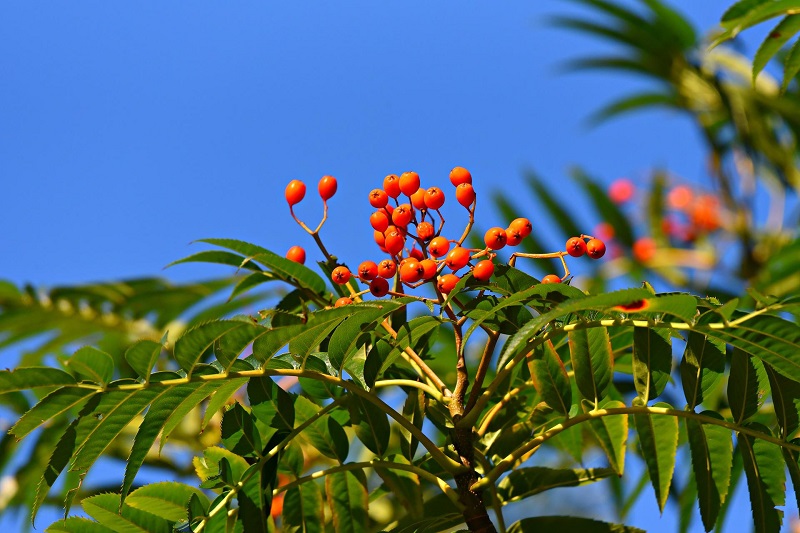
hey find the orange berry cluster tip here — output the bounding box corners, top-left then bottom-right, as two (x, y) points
(564, 236), (605, 259)
(285, 176), (339, 206)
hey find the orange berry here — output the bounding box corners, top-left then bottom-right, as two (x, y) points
(416, 221), (435, 241)
(594, 222), (615, 241)
(632, 237), (657, 262)
(285, 180), (306, 206)
(541, 274), (562, 284)
(509, 218), (532, 238)
(667, 185), (693, 210)
(424, 187), (445, 210)
(455, 183), (476, 208)
(505, 228), (523, 246)
(358, 260), (379, 281)
(408, 247), (425, 261)
(449, 166), (472, 186)
(285, 245), (306, 264)
(370, 210), (390, 232)
(392, 203), (414, 227)
(374, 230), (386, 249)
(445, 247), (471, 271)
(318, 175), (337, 201)
(384, 230), (406, 256)
(429, 236), (451, 258)
(608, 178), (634, 204)
(586, 239), (606, 259)
(331, 266), (351, 285)
(399, 171), (421, 196)
(420, 259), (438, 280)
(369, 277), (390, 297)
(378, 259), (397, 278)
(369, 188), (389, 208)
(383, 174), (401, 198)
(484, 227), (507, 250)
(399, 259), (424, 283)
(437, 274), (460, 293)
(335, 297), (353, 307)
(566, 237), (587, 257)
(472, 260), (494, 282)
(410, 188), (427, 210)
(691, 195), (721, 232)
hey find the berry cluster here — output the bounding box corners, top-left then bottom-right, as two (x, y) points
(282, 168), (606, 305)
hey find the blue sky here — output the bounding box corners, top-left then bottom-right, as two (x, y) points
(2, 1), (785, 532)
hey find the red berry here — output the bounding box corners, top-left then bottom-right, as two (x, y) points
(416, 221), (435, 241)
(484, 227), (507, 250)
(455, 183), (476, 208)
(566, 237), (587, 257)
(608, 178), (634, 204)
(331, 266), (351, 285)
(378, 259), (397, 278)
(667, 185), (693, 210)
(369, 188), (389, 208)
(399, 171), (421, 196)
(335, 297), (353, 307)
(437, 274), (460, 294)
(399, 259), (424, 283)
(594, 222), (615, 241)
(424, 187), (445, 210)
(472, 260), (494, 282)
(392, 203), (415, 227)
(358, 260), (379, 281)
(420, 259), (438, 280)
(369, 277), (390, 297)
(384, 230), (406, 256)
(429, 236), (450, 258)
(632, 237), (657, 262)
(449, 166), (472, 186)
(541, 274), (562, 284)
(370, 210), (390, 232)
(285, 180), (306, 206)
(318, 175), (337, 201)
(408, 247), (425, 261)
(586, 239), (606, 259)
(509, 218), (532, 238)
(383, 174), (401, 198)
(410, 188), (427, 210)
(285, 245), (306, 264)
(445, 247), (471, 271)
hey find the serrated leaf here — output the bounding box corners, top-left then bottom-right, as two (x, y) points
(126, 482), (207, 522)
(739, 423), (785, 533)
(587, 400), (628, 474)
(764, 364), (800, 438)
(214, 321), (266, 369)
(633, 403), (679, 512)
(754, 15), (800, 80)
(326, 469), (368, 533)
(507, 516), (644, 533)
(295, 396), (348, 462)
(46, 518), (116, 533)
(728, 349), (769, 424)
(201, 377), (247, 430)
(67, 347), (114, 385)
(686, 413), (733, 531)
(496, 466), (615, 503)
(248, 376), (295, 432)
(0, 367), (77, 394)
(783, 36), (800, 90)
(632, 327), (672, 402)
(569, 327), (613, 406)
(174, 320), (246, 373)
(159, 381), (218, 451)
(527, 340), (571, 415)
(10, 387), (97, 439)
(782, 447), (800, 514)
(400, 389), (425, 461)
(680, 332), (725, 410)
(348, 395), (390, 457)
(124, 340), (163, 380)
(283, 482), (325, 533)
(327, 301), (406, 373)
(193, 447), (250, 485)
(167, 250), (262, 271)
(221, 403), (262, 457)
(82, 493), (171, 533)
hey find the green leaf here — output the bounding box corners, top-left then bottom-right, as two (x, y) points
(326, 469), (368, 533)
(782, 447), (800, 514)
(237, 461), (274, 533)
(722, 0), (771, 23)
(783, 36), (800, 91)
(764, 364), (800, 438)
(587, 400), (628, 474)
(159, 381), (218, 450)
(588, 92), (679, 124)
(221, 403), (262, 457)
(283, 482), (325, 533)
(327, 301), (406, 373)
(374, 462), (424, 519)
(399, 389), (425, 461)
(686, 413), (733, 531)
(67, 346), (114, 385)
(124, 340), (163, 380)
(754, 15), (800, 80)
(46, 518), (116, 533)
(201, 377), (248, 429)
(633, 403), (679, 512)
(680, 333), (725, 410)
(496, 466), (615, 503)
(82, 492), (171, 533)
(193, 447), (250, 487)
(126, 482), (207, 522)
(10, 387), (97, 439)
(248, 376), (295, 432)
(728, 349), (769, 424)
(569, 327), (613, 406)
(632, 327), (672, 402)
(348, 395), (390, 457)
(527, 340), (572, 415)
(507, 516), (644, 533)
(167, 250), (262, 271)
(214, 321), (266, 370)
(295, 396), (349, 462)
(0, 367), (77, 394)
(738, 424), (786, 533)
(174, 320), (249, 373)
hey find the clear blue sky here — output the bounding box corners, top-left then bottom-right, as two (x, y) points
(2, 1), (786, 532)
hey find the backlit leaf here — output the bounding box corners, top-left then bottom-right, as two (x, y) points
(633, 403), (679, 512)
